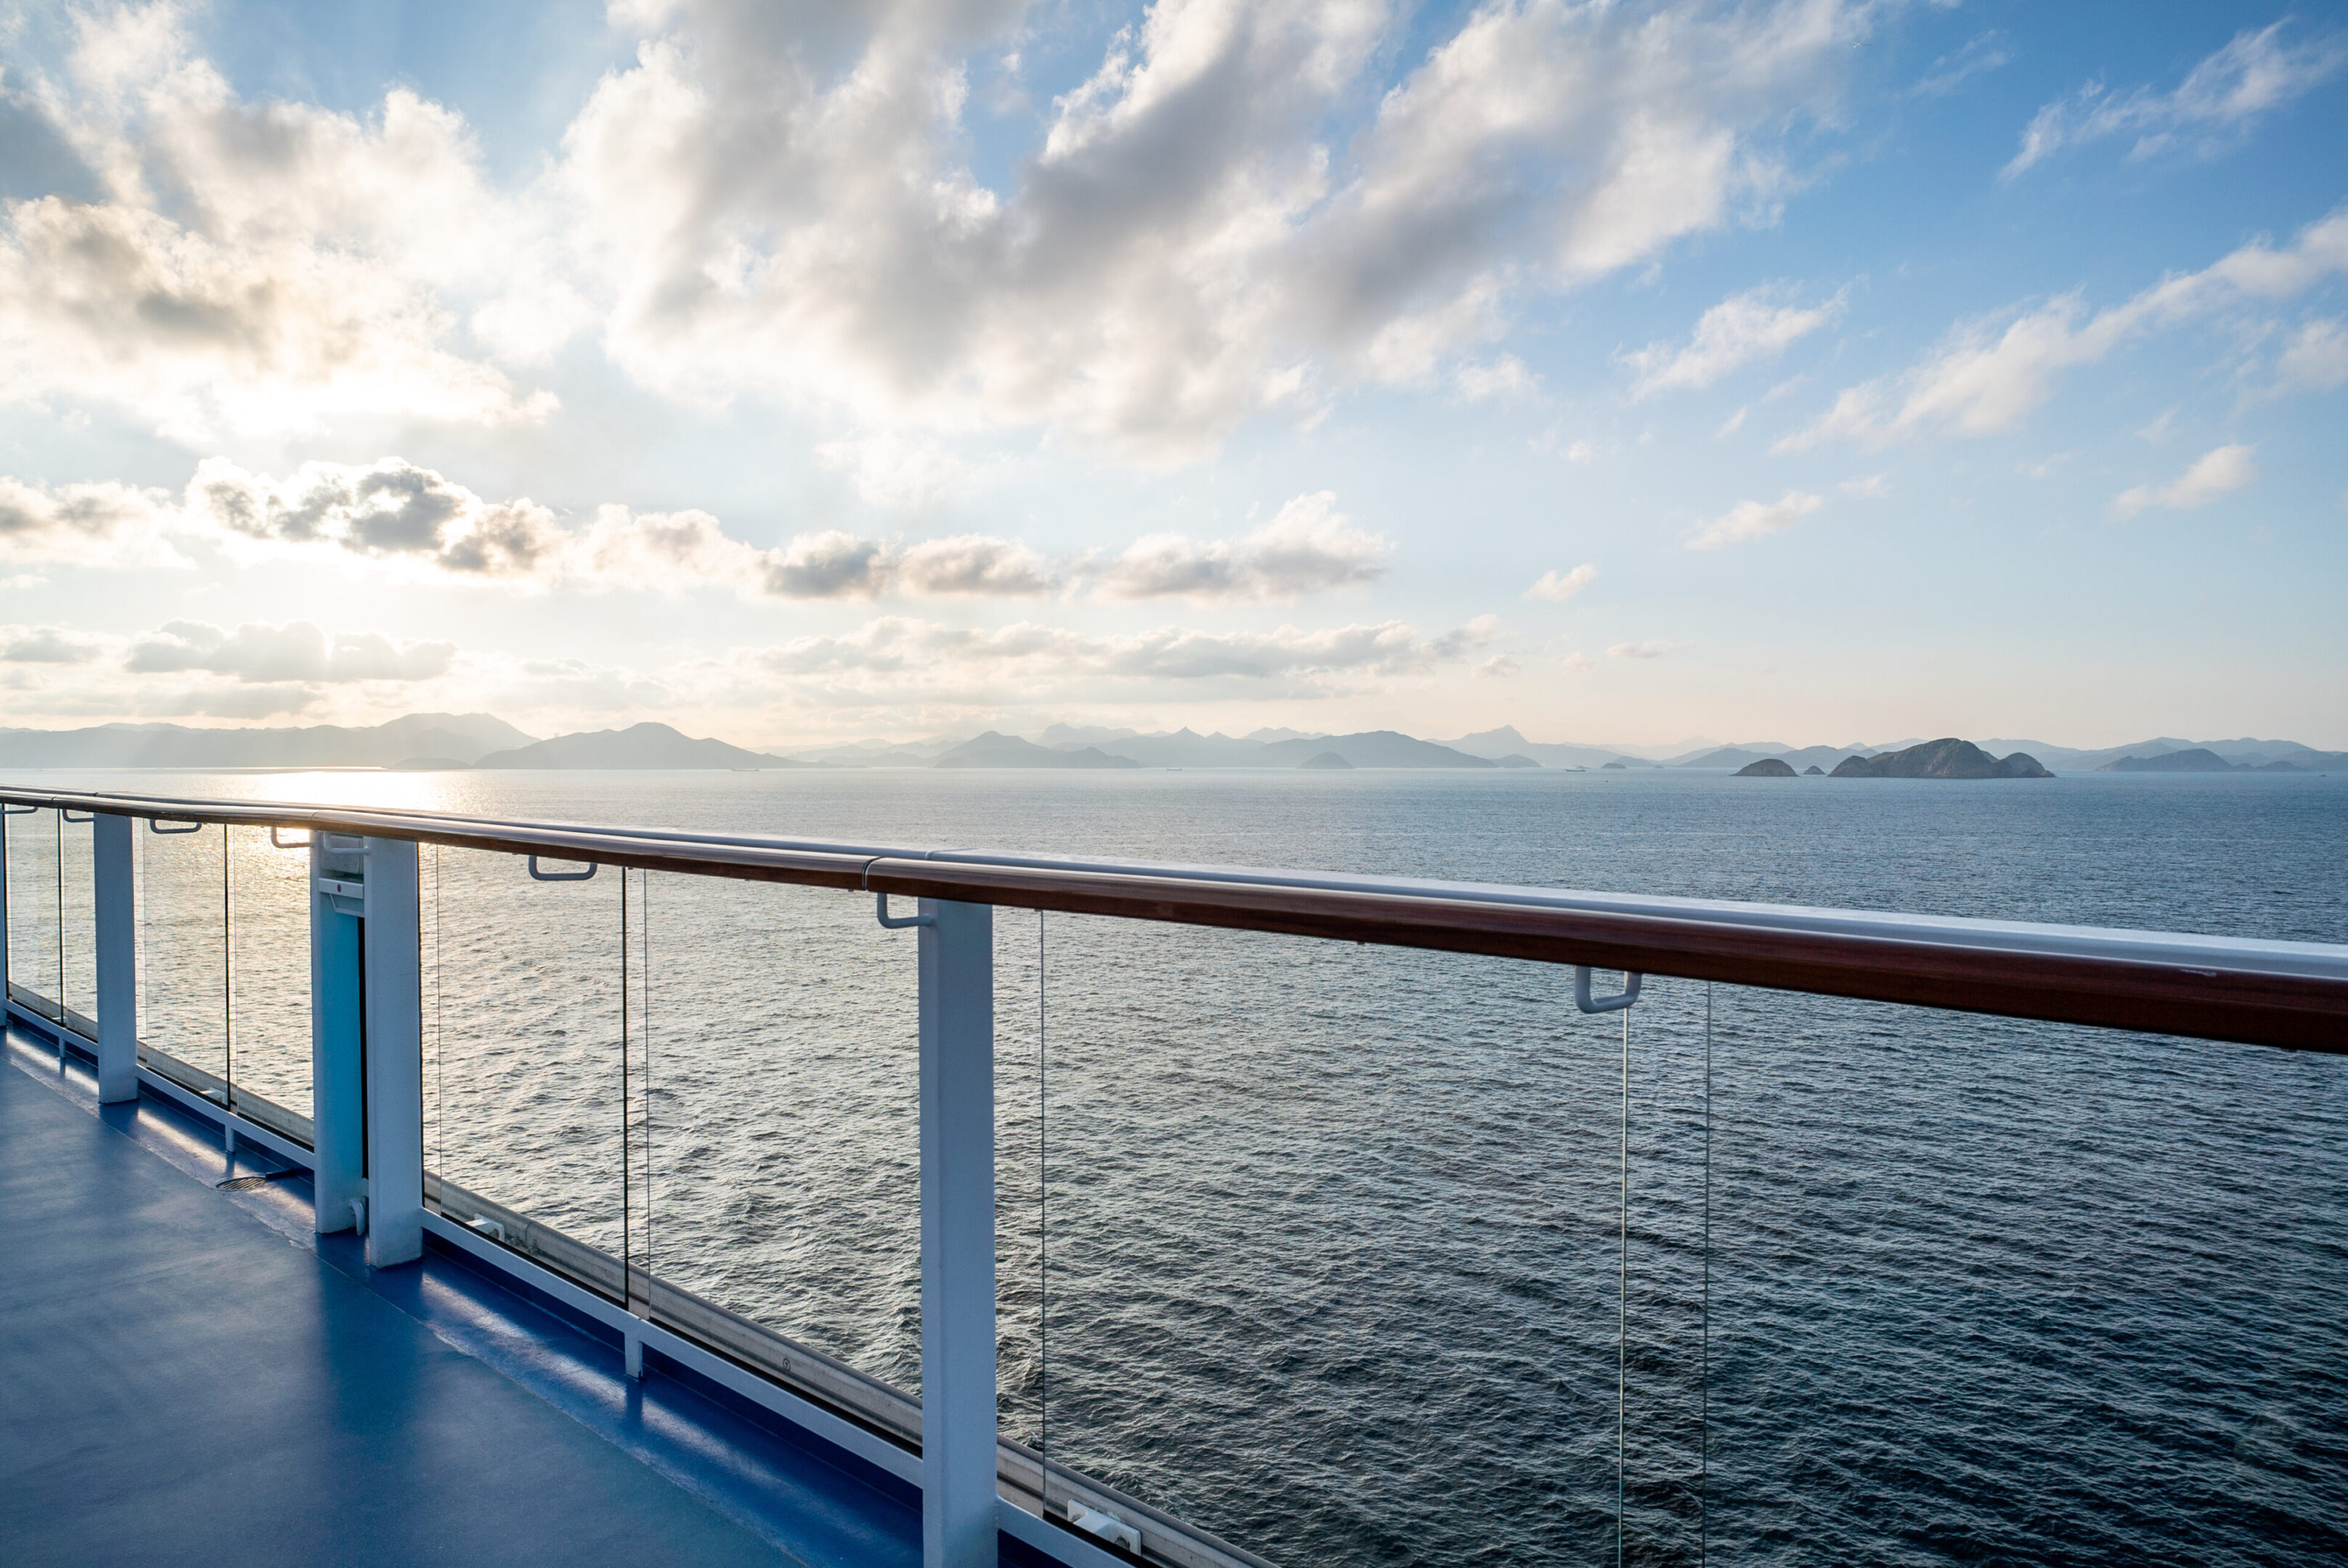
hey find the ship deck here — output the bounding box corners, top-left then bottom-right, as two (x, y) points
(0, 1024), (929, 1568)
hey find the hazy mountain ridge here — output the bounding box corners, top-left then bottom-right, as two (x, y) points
(2, 713), (2339, 773)
(473, 723), (798, 769)
(934, 732), (1138, 769)
(0, 713), (534, 768)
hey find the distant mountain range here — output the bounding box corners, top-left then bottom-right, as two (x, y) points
(475, 724), (796, 769)
(0, 713), (534, 768)
(2098, 746), (2317, 774)
(1, 714), (2339, 773)
(934, 732), (1138, 769)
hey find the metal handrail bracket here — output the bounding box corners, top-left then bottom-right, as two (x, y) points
(1575, 968), (1644, 1014)
(876, 891), (934, 930)
(527, 855), (597, 882)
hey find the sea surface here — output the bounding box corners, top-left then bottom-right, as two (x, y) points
(5, 765), (2345, 1567)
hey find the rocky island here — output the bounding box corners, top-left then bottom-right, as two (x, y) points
(1734, 757), (1798, 776)
(1830, 738), (2051, 779)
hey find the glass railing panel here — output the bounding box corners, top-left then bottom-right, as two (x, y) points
(632, 870), (922, 1390)
(424, 844), (627, 1263)
(60, 812), (94, 1027)
(1027, 915), (1699, 1565)
(227, 826), (314, 1122)
(4, 807), (62, 1020)
(995, 907), (1044, 1454)
(1654, 982), (2344, 1564)
(1024, 933), (2348, 1566)
(136, 820), (228, 1080)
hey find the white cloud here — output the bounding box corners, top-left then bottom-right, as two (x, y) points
(185, 457), (567, 579)
(124, 619), (455, 682)
(1625, 285), (1843, 397)
(1, 626), (103, 663)
(1524, 563), (1598, 602)
(1783, 205), (2348, 449)
(1098, 491), (1390, 600)
(0, 475), (179, 565)
(2110, 444), (2258, 520)
(1839, 473), (1889, 497)
(1687, 490), (1821, 550)
(8, 452), (1390, 606)
(1472, 654), (1520, 678)
(1455, 355), (1538, 401)
(1607, 640), (1684, 659)
(730, 611), (1496, 703)
(561, 0), (1877, 458)
(576, 505), (768, 592)
(2273, 317), (2348, 394)
(1559, 650), (1595, 673)
(0, 9), (556, 439)
(757, 531), (893, 600)
(1912, 32), (2012, 99)
(0, 1), (1888, 461)
(2005, 23), (2348, 178)
(895, 535), (1057, 597)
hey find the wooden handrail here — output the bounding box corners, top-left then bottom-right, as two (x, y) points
(4, 785), (2342, 1052)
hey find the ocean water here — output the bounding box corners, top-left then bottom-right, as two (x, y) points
(4, 766), (2344, 1566)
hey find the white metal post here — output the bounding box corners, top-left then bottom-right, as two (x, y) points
(362, 837), (424, 1267)
(91, 814), (137, 1103)
(310, 839), (366, 1233)
(918, 897), (997, 1568)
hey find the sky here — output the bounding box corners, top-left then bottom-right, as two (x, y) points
(0, 0), (2342, 751)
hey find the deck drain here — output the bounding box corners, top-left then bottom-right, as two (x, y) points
(216, 1169), (301, 1192)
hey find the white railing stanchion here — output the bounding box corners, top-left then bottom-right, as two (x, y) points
(918, 897), (997, 1568)
(310, 837), (366, 1233)
(92, 814), (137, 1103)
(362, 837), (425, 1266)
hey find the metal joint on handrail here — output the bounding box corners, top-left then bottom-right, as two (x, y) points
(147, 817), (203, 835)
(526, 855), (597, 882)
(874, 891), (934, 930)
(1575, 967), (1643, 1014)
(269, 826), (313, 849)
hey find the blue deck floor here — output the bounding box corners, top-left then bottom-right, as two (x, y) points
(0, 1025), (926, 1568)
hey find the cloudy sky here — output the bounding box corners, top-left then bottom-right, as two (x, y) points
(1, 0), (2342, 749)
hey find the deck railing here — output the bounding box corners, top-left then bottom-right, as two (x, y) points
(4, 785), (2343, 1568)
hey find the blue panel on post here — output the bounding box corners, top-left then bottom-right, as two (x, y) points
(310, 836), (366, 1236)
(918, 897), (997, 1568)
(362, 837), (424, 1267)
(92, 814), (137, 1103)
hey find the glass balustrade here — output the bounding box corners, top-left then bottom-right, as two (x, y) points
(225, 827), (316, 1127)
(59, 812), (94, 1031)
(1020, 955), (2348, 1566)
(629, 869), (924, 1391)
(424, 844), (628, 1262)
(4, 794), (2341, 1568)
(136, 820), (229, 1095)
(1020, 916), (1706, 1564)
(4, 807), (61, 1021)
